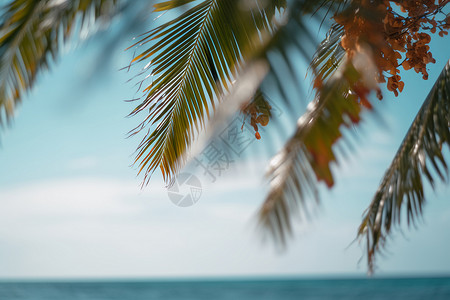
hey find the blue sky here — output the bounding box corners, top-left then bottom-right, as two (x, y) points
(0, 3), (449, 279)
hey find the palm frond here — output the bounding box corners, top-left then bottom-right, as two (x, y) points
(241, 0), (358, 243)
(0, 0), (118, 127)
(128, 0), (286, 184)
(260, 57), (374, 244)
(358, 59), (450, 274)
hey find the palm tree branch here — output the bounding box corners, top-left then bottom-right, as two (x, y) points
(260, 57), (374, 244)
(0, 0), (118, 127)
(358, 59), (450, 274)
(128, 0), (286, 184)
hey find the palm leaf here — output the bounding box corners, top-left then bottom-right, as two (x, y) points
(260, 56), (374, 244)
(127, 0), (286, 184)
(0, 0), (118, 127)
(358, 59), (450, 274)
(238, 0), (362, 243)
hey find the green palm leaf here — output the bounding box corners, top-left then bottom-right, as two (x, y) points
(0, 0), (117, 127)
(235, 0), (360, 244)
(260, 58), (374, 244)
(128, 0), (286, 183)
(358, 59), (450, 274)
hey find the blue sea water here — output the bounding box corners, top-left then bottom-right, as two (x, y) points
(0, 277), (449, 300)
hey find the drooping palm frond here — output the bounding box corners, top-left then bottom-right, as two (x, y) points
(358, 59), (450, 274)
(243, 0), (365, 243)
(260, 56), (375, 244)
(128, 0), (287, 184)
(0, 0), (118, 127)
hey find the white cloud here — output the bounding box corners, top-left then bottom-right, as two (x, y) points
(0, 176), (273, 278)
(0, 171), (448, 279)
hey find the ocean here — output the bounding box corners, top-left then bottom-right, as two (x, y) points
(0, 277), (449, 299)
